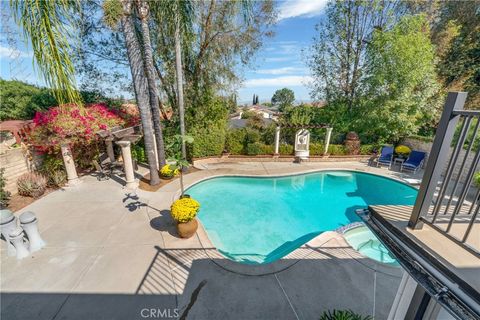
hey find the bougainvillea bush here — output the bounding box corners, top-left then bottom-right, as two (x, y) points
(30, 103), (125, 168)
(114, 103), (141, 127)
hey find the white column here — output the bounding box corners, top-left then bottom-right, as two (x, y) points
(274, 126), (281, 155)
(60, 144), (80, 186)
(324, 127), (333, 155)
(116, 140), (138, 189)
(388, 272), (420, 320)
(105, 138), (115, 163)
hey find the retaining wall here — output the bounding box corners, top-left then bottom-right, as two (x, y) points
(0, 147), (43, 194)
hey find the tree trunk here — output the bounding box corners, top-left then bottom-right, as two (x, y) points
(137, 0), (167, 168)
(175, 14), (187, 160)
(120, 0), (160, 185)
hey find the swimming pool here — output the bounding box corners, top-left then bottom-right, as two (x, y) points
(186, 171), (417, 264)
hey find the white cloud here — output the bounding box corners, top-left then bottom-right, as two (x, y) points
(256, 67), (307, 75)
(264, 57), (292, 62)
(0, 45), (33, 59)
(278, 0), (328, 20)
(244, 75), (313, 87)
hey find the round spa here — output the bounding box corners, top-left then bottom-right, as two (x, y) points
(343, 225), (399, 266)
(186, 170), (417, 264)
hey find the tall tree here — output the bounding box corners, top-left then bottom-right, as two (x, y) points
(431, 1), (480, 109)
(361, 14), (440, 141)
(104, 0), (160, 184)
(271, 88), (295, 112)
(136, 0), (167, 167)
(10, 0), (82, 105)
(308, 0), (401, 109)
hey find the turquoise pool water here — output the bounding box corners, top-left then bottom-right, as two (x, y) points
(343, 226), (399, 265)
(186, 171), (417, 264)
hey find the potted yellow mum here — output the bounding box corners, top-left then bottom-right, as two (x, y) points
(394, 145), (411, 159)
(170, 197), (200, 238)
(160, 164), (179, 180)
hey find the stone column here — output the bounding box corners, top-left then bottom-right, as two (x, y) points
(105, 138), (116, 163)
(60, 144), (80, 186)
(116, 140), (138, 189)
(324, 127), (333, 156)
(274, 126), (281, 155)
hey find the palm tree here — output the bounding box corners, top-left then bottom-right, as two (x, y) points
(10, 0), (82, 105)
(118, 0), (160, 185)
(136, 0), (167, 168)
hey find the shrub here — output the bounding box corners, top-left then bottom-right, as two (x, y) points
(114, 103), (141, 127)
(30, 103), (125, 150)
(474, 172), (480, 188)
(319, 309), (372, 320)
(189, 125), (226, 158)
(0, 79), (57, 121)
(245, 142), (264, 155)
(170, 197), (200, 223)
(131, 142), (146, 163)
(0, 168), (11, 208)
(310, 143), (325, 155)
(359, 144), (375, 155)
(17, 173), (47, 198)
(328, 144), (348, 155)
(262, 144), (275, 154)
(244, 128), (261, 144)
(160, 164), (179, 178)
(279, 144), (294, 155)
(49, 170), (67, 187)
(225, 129), (246, 154)
(40, 154), (67, 186)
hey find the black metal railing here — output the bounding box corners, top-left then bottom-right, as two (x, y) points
(409, 92), (479, 255)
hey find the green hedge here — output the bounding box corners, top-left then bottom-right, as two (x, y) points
(224, 127), (375, 156)
(225, 129), (246, 154)
(190, 125), (226, 158)
(327, 144), (348, 155)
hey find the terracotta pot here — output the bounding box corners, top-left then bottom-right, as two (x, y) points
(177, 218), (198, 238)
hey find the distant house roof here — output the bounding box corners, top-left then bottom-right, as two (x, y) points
(228, 118), (274, 129)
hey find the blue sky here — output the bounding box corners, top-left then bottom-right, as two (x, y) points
(0, 0), (328, 104)
(239, 0), (328, 104)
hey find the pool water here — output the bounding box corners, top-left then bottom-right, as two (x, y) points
(186, 171), (417, 264)
(343, 226), (399, 265)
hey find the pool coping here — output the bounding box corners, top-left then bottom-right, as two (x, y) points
(166, 167), (414, 277)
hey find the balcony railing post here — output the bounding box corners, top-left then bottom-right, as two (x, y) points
(408, 92), (468, 229)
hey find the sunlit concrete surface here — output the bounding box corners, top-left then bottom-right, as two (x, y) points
(1, 160), (419, 320)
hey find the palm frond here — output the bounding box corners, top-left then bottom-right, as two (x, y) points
(10, 0), (81, 105)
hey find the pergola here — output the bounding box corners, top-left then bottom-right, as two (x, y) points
(59, 125), (143, 188)
(273, 123), (333, 156)
(95, 125), (142, 189)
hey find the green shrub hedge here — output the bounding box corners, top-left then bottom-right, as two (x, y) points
(225, 129), (246, 154)
(327, 144), (348, 155)
(224, 128), (375, 156)
(190, 125), (226, 158)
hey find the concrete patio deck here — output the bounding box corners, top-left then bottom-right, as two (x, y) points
(1, 160), (419, 320)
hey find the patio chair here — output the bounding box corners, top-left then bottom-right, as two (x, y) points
(376, 146), (394, 168)
(401, 150), (426, 173)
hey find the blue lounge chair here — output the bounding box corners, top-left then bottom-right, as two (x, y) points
(401, 151), (426, 173)
(376, 146), (394, 168)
